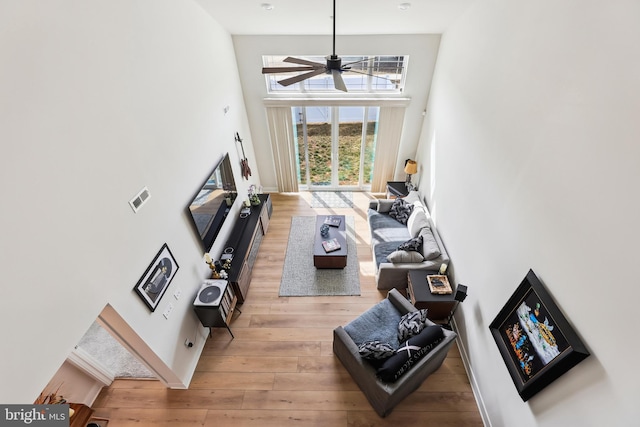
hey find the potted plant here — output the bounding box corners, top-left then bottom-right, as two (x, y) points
(248, 185), (261, 206)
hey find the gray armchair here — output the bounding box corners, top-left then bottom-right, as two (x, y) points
(333, 289), (457, 417)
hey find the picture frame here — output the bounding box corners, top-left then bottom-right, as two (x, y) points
(489, 269), (589, 401)
(134, 243), (179, 312)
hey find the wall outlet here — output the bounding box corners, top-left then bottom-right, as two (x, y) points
(163, 303), (174, 319)
(173, 288), (182, 300)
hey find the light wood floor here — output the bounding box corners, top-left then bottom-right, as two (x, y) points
(92, 192), (483, 426)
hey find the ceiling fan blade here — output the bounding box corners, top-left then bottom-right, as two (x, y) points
(278, 67), (328, 87)
(284, 57), (325, 67)
(262, 66), (318, 74)
(332, 69), (347, 92)
(341, 58), (373, 68)
(346, 68), (400, 86)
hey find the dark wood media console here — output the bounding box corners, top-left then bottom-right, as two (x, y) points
(223, 194), (271, 303)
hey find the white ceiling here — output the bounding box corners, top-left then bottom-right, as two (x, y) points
(194, 0), (475, 35)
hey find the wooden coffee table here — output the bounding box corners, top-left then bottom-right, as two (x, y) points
(313, 215), (348, 269)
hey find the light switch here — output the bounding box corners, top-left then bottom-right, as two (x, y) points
(174, 288), (182, 300)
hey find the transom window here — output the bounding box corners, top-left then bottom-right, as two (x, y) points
(263, 55), (408, 94)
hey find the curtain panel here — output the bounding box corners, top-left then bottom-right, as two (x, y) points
(266, 107), (299, 192)
(370, 106), (406, 193)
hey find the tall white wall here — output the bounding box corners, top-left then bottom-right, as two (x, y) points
(0, 0), (259, 403)
(417, 0), (640, 425)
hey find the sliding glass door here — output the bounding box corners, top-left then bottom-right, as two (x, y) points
(293, 106), (379, 190)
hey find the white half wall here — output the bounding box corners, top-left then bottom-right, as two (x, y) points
(417, 0), (640, 425)
(0, 0), (259, 403)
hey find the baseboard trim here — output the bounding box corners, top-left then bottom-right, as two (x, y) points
(452, 317), (492, 427)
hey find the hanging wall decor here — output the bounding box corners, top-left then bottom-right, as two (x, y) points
(235, 132), (252, 179)
(489, 269), (590, 401)
(134, 243), (179, 312)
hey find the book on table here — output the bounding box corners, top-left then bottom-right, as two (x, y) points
(322, 238), (341, 252)
(323, 216), (341, 227)
(427, 275), (453, 295)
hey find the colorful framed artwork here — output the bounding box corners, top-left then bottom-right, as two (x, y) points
(489, 269), (589, 401)
(134, 243), (179, 312)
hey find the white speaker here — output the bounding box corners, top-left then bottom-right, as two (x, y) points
(193, 279), (227, 307)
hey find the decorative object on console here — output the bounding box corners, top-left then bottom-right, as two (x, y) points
(320, 224), (330, 237)
(248, 184), (261, 205)
(489, 269), (590, 401)
(134, 243), (179, 312)
(204, 253), (220, 279)
(404, 159), (417, 190)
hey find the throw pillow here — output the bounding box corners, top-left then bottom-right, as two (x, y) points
(387, 250), (424, 263)
(377, 325), (445, 383)
(397, 309), (429, 342)
(358, 341), (396, 360)
(419, 228), (441, 260)
(398, 235), (422, 252)
(406, 207), (430, 238)
(388, 198), (413, 224)
(375, 199), (395, 213)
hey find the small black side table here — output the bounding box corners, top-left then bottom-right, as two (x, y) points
(386, 181), (410, 199)
(407, 270), (456, 321)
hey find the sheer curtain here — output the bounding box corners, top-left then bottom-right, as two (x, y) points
(266, 107), (299, 192)
(370, 107), (406, 193)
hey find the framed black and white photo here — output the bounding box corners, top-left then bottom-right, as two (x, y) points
(134, 243), (179, 312)
(489, 269), (589, 401)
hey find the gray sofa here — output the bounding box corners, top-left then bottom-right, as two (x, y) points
(333, 289), (457, 417)
(368, 191), (449, 290)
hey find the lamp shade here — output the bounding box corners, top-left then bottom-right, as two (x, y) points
(404, 160), (417, 175)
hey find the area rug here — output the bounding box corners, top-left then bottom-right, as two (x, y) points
(279, 216), (361, 296)
(77, 321), (154, 378)
(310, 191), (354, 208)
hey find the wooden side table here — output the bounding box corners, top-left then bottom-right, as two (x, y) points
(386, 181), (410, 199)
(407, 270), (456, 321)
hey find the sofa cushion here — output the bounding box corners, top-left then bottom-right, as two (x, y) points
(358, 341), (396, 360)
(387, 250), (424, 264)
(397, 309), (429, 342)
(407, 207), (430, 238)
(377, 325), (445, 383)
(343, 298), (402, 349)
(368, 209), (410, 246)
(389, 198), (413, 224)
(398, 235), (422, 252)
(419, 228), (441, 261)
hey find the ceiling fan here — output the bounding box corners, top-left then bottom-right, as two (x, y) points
(261, 0), (369, 92)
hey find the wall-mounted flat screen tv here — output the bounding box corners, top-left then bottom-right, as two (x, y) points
(187, 153), (238, 252)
